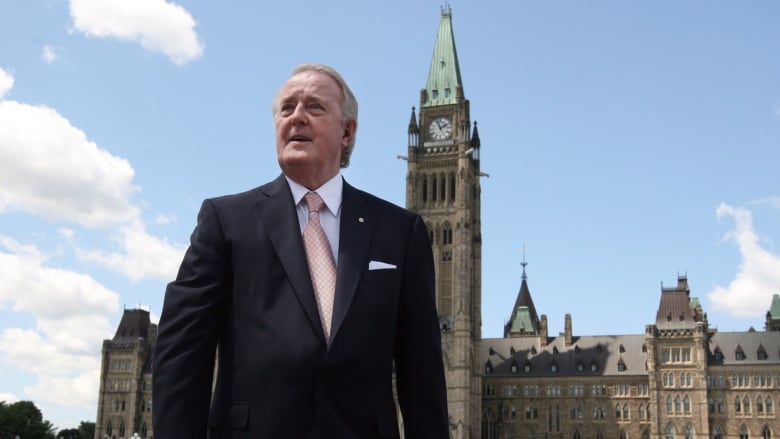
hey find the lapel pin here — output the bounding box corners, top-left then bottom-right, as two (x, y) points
(358, 217), (365, 223)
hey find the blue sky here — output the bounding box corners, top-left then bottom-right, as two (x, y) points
(1, 0), (779, 431)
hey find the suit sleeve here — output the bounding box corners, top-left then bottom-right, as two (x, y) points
(394, 214), (450, 439)
(152, 199), (229, 439)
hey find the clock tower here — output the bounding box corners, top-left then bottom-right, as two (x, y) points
(405, 6), (483, 438)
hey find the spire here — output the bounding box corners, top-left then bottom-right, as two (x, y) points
(423, 5), (463, 107)
(504, 254), (541, 338)
(408, 106), (419, 133)
(470, 121), (480, 149)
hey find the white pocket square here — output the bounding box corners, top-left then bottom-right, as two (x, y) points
(369, 260), (397, 270)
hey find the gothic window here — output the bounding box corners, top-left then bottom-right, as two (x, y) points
(736, 396), (742, 413)
(106, 422), (113, 436)
(647, 404), (652, 419)
(422, 176), (428, 203)
(432, 177), (437, 202)
(510, 405), (517, 420)
(682, 348), (691, 362)
(449, 173), (456, 201)
(762, 425), (771, 439)
(665, 423), (676, 439)
(684, 395), (691, 413)
(740, 424), (749, 439)
(639, 403), (646, 419)
(684, 425), (694, 439)
(642, 430), (651, 439)
(718, 398), (725, 413)
(573, 432), (581, 439)
(620, 430), (628, 439)
(666, 396), (673, 413)
(596, 431), (604, 439)
(712, 426), (724, 439)
(616, 403), (622, 419)
(767, 397), (773, 413)
(675, 396), (682, 414)
(141, 422), (148, 438)
(623, 404), (630, 419)
(119, 421), (126, 437)
(744, 397), (751, 413)
(758, 397), (764, 413)
(484, 361), (493, 374)
(709, 398), (715, 413)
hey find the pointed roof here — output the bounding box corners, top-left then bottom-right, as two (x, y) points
(470, 121), (480, 148)
(505, 276), (541, 337)
(408, 106), (419, 133)
(113, 308), (151, 342)
(770, 294), (780, 319)
(423, 5), (463, 107)
(655, 276), (697, 330)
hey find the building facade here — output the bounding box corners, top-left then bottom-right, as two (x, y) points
(94, 309), (155, 439)
(480, 274), (780, 439)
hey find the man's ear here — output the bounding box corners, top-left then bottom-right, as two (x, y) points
(341, 119), (357, 146)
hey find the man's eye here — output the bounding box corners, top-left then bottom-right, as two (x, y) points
(280, 103), (294, 113)
(307, 102), (324, 110)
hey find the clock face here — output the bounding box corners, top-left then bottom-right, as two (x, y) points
(428, 117), (453, 140)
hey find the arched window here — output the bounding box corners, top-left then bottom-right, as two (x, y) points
(712, 426), (724, 439)
(422, 175), (428, 203)
(106, 421), (113, 436)
(684, 424), (694, 439)
(596, 431), (604, 439)
(767, 396), (774, 413)
(666, 396), (673, 413)
(449, 173), (456, 201)
(642, 430), (650, 439)
(623, 404), (630, 419)
(616, 403), (622, 419)
(758, 397), (764, 413)
(639, 403), (646, 419)
(684, 395), (691, 413)
(431, 176), (437, 202)
(665, 423), (676, 439)
(761, 425), (771, 439)
(439, 173), (445, 201)
(740, 424), (750, 439)
(745, 397), (751, 413)
(675, 396), (682, 413)
(619, 430), (628, 439)
(573, 431), (581, 439)
(141, 422), (148, 438)
(119, 421), (126, 437)
(736, 396), (742, 413)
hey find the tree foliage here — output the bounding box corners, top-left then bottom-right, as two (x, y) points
(0, 400), (56, 439)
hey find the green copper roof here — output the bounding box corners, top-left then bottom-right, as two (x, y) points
(509, 306), (535, 335)
(770, 294), (780, 319)
(423, 6), (463, 107)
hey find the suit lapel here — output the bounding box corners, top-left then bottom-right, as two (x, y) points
(331, 181), (374, 342)
(255, 175), (325, 341)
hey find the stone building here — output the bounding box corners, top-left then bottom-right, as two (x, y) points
(479, 272), (780, 439)
(94, 308), (155, 439)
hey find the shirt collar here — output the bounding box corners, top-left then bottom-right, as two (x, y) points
(285, 173), (343, 216)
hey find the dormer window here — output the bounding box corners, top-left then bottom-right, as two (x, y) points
(524, 360), (532, 373)
(596, 344), (603, 354)
(757, 345), (768, 360)
(553, 346), (559, 355)
(550, 361), (558, 373)
(575, 346), (581, 354)
(511, 361), (519, 374)
(485, 361), (493, 374)
(531, 346), (537, 355)
(577, 361), (584, 372)
(713, 347), (723, 361)
(619, 344), (626, 353)
(617, 360), (627, 372)
(735, 346), (746, 361)
(590, 360), (598, 372)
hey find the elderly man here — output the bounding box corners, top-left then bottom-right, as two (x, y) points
(152, 64), (449, 439)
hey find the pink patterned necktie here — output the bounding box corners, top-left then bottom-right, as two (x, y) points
(303, 192), (337, 343)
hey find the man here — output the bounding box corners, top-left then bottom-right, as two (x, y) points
(152, 64), (449, 439)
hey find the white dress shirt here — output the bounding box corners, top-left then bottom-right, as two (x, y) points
(285, 174), (342, 264)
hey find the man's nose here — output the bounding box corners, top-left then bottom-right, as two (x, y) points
(289, 103), (307, 125)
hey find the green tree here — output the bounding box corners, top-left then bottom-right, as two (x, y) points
(0, 400), (56, 439)
(56, 428), (81, 439)
(78, 421), (95, 439)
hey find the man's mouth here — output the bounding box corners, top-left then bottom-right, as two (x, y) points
(289, 135), (311, 143)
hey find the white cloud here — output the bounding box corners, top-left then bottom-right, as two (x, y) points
(69, 0), (204, 65)
(155, 213), (176, 224)
(0, 67), (13, 98)
(707, 203), (780, 316)
(0, 392), (19, 403)
(42, 45), (59, 64)
(0, 100), (140, 228)
(78, 221), (184, 281)
(59, 228), (76, 239)
(0, 238), (118, 408)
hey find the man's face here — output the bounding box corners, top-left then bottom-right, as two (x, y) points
(274, 70), (356, 189)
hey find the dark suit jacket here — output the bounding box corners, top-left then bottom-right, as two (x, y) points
(152, 175), (449, 439)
